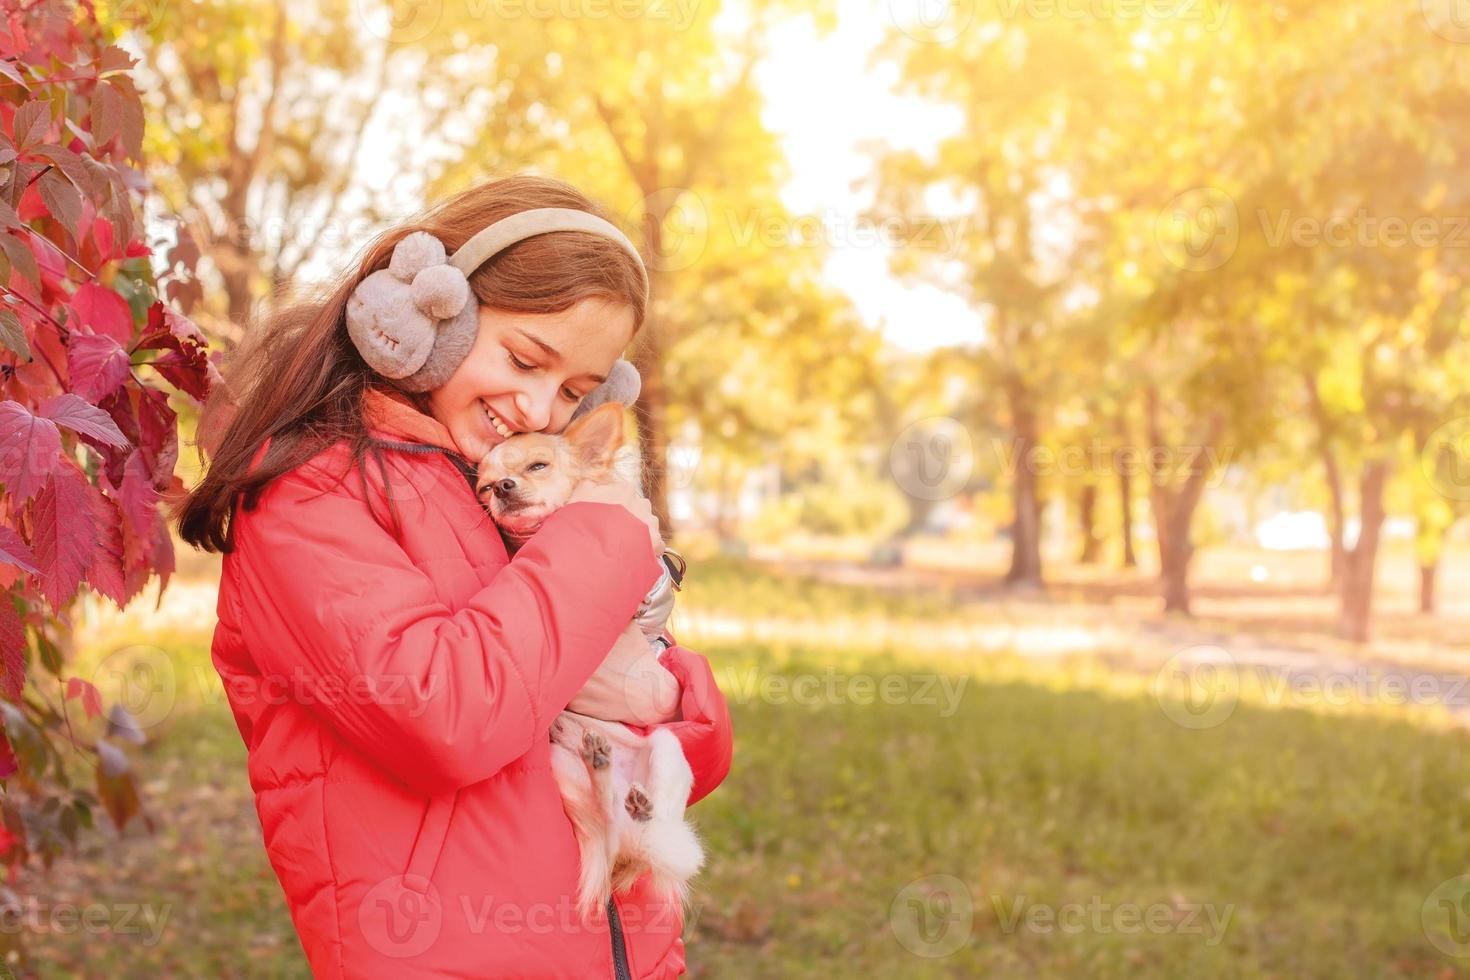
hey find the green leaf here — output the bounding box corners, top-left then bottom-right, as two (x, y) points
(111, 269), (155, 322)
(33, 629), (61, 677)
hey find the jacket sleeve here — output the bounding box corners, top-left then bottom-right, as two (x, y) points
(233, 463), (663, 797)
(626, 630), (734, 807)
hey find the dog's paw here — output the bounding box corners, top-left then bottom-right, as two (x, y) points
(581, 730), (611, 771)
(624, 783), (653, 822)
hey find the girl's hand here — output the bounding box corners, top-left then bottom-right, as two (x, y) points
(566, 620), (681, 726)
(567, 477), (664, 556)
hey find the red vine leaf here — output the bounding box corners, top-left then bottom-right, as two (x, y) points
(68, 282), (131, 344)
(10, 101), (49, 150)
(138, 302), (213, 401)
(37, 169), (80, 242)
(117, 449), (157, 538)
(0, 526), (37, 576)
(38, 393), (127, 447)
(90, 215), (114, 261)
(106, 76), (144, 163)
(0, 600), (22, 702)
(0, 400), (60, 503)
(92, 82), (121, 151)
(150, 515), (174, 606)
(65, 677), (102, 721)
(65, 330), (130, 402)
(0, 731), (17, 781)
(97, 46), (136, 77)
(83, 485), (128, 608)
(135, 386), (179, 490)
(30, 464), (99, 609)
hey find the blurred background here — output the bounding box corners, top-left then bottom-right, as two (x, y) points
(6, 0), (1470, 975)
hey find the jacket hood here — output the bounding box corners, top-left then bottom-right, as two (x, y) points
(362, 387), (463, 456)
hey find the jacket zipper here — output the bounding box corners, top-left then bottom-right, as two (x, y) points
(369, 439), (480, 494)
(608, 896), (633, 980)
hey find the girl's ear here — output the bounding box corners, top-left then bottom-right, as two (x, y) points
(562, 402), (625, 471)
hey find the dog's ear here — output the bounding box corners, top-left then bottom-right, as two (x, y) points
(562, 402), (625, 472)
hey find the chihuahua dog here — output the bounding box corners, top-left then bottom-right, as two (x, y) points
(475, 402), (704, 919)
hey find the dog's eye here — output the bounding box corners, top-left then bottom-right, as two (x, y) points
(527, 462), (547, 472)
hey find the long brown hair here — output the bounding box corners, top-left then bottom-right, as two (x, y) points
(176, 174), (649, 553)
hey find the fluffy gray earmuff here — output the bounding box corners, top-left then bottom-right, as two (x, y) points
(345, 232), (480, 392)
(567, 357), (642, 424)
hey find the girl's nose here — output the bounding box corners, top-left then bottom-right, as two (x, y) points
(513, 387), (556, 433)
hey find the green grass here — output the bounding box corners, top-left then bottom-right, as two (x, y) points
(690, 644), (1470, 978)
(20, 561), (1470, 977)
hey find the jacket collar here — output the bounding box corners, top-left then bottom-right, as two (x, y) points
(362, 387), (464, 457)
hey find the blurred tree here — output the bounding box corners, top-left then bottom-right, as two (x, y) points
(118, 0), (494, 336)
(1236, 2), (1470, 640)
(424, 0), (878, 534)
(864, 14), (1137, 589)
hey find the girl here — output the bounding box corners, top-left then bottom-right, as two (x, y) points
(177, 174), (733, 978)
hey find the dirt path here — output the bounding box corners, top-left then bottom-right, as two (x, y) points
(742, 557), (1470, 720)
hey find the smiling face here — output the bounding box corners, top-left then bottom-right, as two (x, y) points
(426, 297), (636, 464)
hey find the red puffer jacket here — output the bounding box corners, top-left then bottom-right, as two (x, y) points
(209, 388), (734, 978)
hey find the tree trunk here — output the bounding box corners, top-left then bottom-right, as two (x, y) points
(1116, 408), (1138, 568)
(711, 454), (735, 542)
(631, 206), (673, 538)
(1325, 467), (1347, 588)
(1338, 459), (1389, 643)
(1306, 374), (1347, 588)
(629, 337), (671, 535)
(1078, 482), (1101, 564)
(1145, 389), (1224, 615)
(1412, 484), (1454, 617)
(1155, 486), (1199, 614)
(1004, 375), (1044, 588)
(1118, 463), (1137, 568)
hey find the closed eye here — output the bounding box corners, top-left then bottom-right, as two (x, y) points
(508, 351), (585, 402)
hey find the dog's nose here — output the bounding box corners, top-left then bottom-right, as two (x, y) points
(493, 477), (517, 498)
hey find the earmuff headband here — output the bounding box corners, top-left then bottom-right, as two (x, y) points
(449, 207), (648, 300)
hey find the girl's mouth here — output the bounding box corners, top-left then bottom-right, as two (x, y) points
(480, 399), (515, 440)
